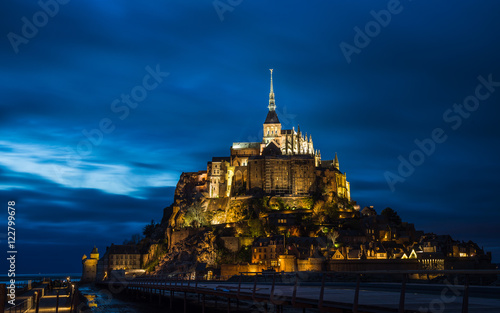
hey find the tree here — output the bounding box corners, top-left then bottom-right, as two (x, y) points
(143, 220), (158, 238)
(286, 225), (300, 237)
(276, 197), (286, 210)
(325, 203), (340, 220)
(184, 202), (209, 227)
(381, 207), (402, 226)
(313, 200), (325, 213)
(249, 197), (269, 218)
(327, 230), (340, 246)
(247, 218), (265, 237)
(235, 246), (252, 263)
(123, 233), (141, 245)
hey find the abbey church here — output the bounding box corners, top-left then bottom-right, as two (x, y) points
(84, 71), (494, 282)
(206, 70), (350, 200)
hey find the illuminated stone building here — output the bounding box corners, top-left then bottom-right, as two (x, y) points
(207, 157), (230, 198)
(207, 70), (351, 199)
(251, 236), (285, 267)
(251, 236), (325, 270)
(96, 244), (144, 280)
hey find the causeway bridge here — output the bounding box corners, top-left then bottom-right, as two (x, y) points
(96, 269), (500, 313)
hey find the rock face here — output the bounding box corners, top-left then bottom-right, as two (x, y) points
(154, 229), (217, 275)
(167, 171), (207, 228)
(165, 172), (252, 229)
(142, 243), (163, 267)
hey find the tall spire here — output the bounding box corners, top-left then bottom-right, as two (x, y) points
(268, 69), (276, 111)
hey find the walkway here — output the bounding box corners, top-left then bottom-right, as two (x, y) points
(103, 270), (500, 313)
(26, 288), (72, 313)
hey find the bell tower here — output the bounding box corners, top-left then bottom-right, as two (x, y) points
(263, 69), (281, 146)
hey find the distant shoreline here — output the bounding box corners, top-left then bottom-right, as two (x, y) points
(0, 273), (81, 285)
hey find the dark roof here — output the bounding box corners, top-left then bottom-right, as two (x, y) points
(348, 249), (362, 259)
(252, 236), (325, 248)
(361, 207), (377, 216)
(381, 241), (405, 249)
(338, 230), (364, 237)
(320, 160), (334, 168)
(264, 110), (280, 124)
(315, 165), (342, 174)
(195, 263), (207, 272)
(108, 244), (142, 254)
(253, 235), (284, 246)
(91, 246), (98, 254)
(262, 141), (282, 156)
(418, 252), (445, 260)
(212, 157), (230, 162)
(288, 237), (326, 248)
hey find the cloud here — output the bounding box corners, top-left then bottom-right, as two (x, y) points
(1, 0), (500, 273)
(0, 165), (173, 273)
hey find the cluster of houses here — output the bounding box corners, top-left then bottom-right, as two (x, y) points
(81, 244), (145, 283)
(220, 207), (493, 276)
(83, 206), (493, 281)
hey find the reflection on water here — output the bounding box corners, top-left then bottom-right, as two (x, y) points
(83, 293), (97, 308)
(79, 285), (142, 313)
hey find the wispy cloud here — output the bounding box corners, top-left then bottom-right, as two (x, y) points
(1, 0), (500, 273)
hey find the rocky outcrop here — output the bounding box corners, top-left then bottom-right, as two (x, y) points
(154, 229), (217, 275)
(167, 171), (207, 228)
(142, 243), (164, 267)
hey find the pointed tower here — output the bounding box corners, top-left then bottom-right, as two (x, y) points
(263, 69), (281, 146)
(334, 153), (340, 170)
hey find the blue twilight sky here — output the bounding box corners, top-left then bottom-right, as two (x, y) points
(1, 1), (500, 274)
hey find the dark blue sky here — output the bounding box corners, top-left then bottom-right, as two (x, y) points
(1, 1), (500, 274)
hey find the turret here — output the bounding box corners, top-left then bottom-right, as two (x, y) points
(90, 246), (99, 259)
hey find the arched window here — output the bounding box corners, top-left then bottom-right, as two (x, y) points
(235, 170), (243, 186)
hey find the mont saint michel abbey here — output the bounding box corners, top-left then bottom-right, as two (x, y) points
(207, 69), (350, 200)
(84, 70), (493, 282)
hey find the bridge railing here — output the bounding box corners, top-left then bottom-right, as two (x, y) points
(115, 268), (499, 287)
(113, 269), (499, 313)
(4, 297), (33, 313)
